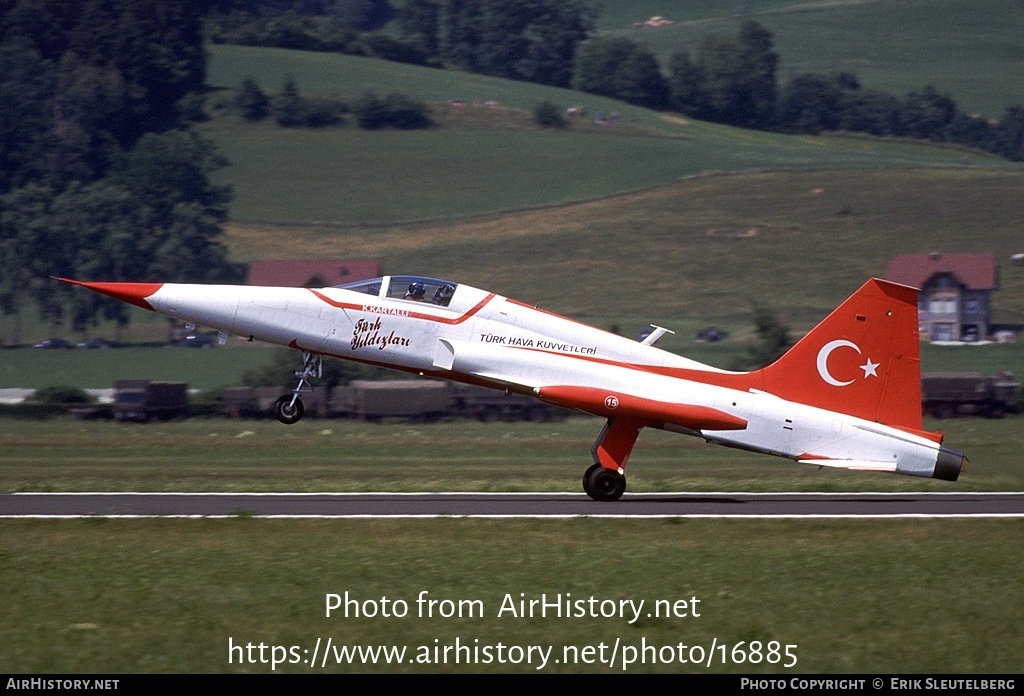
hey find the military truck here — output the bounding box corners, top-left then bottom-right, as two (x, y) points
(112, 380), (189, 422)
(448, 383), (569, 422)
(330, 379), (451, 421)
(921, 372), (1020, 419)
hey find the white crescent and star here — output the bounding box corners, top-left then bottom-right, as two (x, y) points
(816, 340), (880, 387)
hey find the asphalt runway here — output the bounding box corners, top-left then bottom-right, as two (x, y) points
(2, 492), (1023, 518)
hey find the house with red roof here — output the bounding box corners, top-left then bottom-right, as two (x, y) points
(885, 253), (998, 342)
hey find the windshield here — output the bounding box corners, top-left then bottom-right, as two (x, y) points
(334, 276), (459, 307)
(333, 278), (382, 297)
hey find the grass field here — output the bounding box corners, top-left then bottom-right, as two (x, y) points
(220, 169), (1024, 326)
(1, 418), (1022, 673)
(0, 345), (274, 391)
(2, 518), (1022, 672)
(203, 45), (1017, 227)
(207, 117), (1010, 226)
(1, 416), (1020, 494)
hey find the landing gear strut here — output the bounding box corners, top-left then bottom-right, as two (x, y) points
(274, 351), (321, 425)
(581, 417), (642, 502)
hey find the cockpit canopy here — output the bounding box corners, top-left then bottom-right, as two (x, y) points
(333, 275), (459, 307)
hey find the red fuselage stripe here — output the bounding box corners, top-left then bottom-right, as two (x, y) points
(309, 289), (495, 325)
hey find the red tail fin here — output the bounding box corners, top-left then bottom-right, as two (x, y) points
(758, 279), (923, 430)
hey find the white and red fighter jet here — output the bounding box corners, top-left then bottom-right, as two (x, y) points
(62, 275), (964, 501)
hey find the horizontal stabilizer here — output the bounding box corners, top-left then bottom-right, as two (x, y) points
(799, 458), (898, 473)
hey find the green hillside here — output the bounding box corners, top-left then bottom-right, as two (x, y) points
(205, 44), (1015, 226)
(596, 0), (1024, 117)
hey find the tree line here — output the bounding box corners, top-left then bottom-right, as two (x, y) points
(0, 0), (241, 340)
(236, 76), (431, 130)
(211, 2), (1024, 160)
(209, 0), (596, 88)
(576, 23), (1024, 160)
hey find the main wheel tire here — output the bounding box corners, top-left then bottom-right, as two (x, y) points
(584, 465), (626, 502)
(582, 463), (602, 493)
(274, 395), (304, 425)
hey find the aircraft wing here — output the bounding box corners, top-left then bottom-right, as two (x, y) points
(433, 339), (747, 432)
(433, 338), (547, 390)
(534, 386), (747, 431)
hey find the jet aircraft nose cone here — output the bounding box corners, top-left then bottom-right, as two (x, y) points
(57, 278), (162, 311)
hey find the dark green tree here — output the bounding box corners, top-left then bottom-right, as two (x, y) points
(272, 75), (303, 125)
(0, 0), (237, 335)
(268, 75), (346, 127)
(574, 38), (669, 109)
(440, 0), (482, 71)
(0, 41), (54, 194)
(732, 305), (792, 370)
(0, 183), (58, 340)
(533, 100), (566, 128)
(899, 86), (958, 141)
(670, 21), (778, 128)
(946, 112), (996, 152)
(737, 20), (777, 128)
(332, 0), (396, 31)
(777, 73), (857, 134)
(434, 0), (593, 87)
(838, 88), (903, 136)
(110, 130), (231, 234)
(236, 77), (270, 121)
(354, 92), (431, 129)
(396, 0), (441, 56)
(668, 49), (708, 117)
(993, 105), (1024, 161)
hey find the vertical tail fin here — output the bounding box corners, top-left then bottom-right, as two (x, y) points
(758, 279), (923, 430)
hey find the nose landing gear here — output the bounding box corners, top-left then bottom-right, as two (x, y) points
(274, 351), (322, 425)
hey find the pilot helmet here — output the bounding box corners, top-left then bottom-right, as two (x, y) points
(433, 284), (455, 303)
(408, 282), (425, 299)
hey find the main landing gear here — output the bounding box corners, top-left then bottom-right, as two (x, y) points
(581, 417), (642, 502)
(583, 463), (626, 502)
(274, 351), (322, 425)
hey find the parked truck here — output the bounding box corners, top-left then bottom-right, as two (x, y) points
(921, 372), (1020, 419)
(218, 379), (572, 422)
(330, 379), (451, 421)
(449, 383), (569, 422)
(112, 380), (189, 422)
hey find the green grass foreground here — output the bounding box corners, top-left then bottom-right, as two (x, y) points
(1, 416), (1021, 493)
(1, 518), (1021, 673)
(2, 418), (1021, 673)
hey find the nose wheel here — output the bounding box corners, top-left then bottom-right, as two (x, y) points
(274, 395), (304, 424)
(583, 463), (626, 502)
